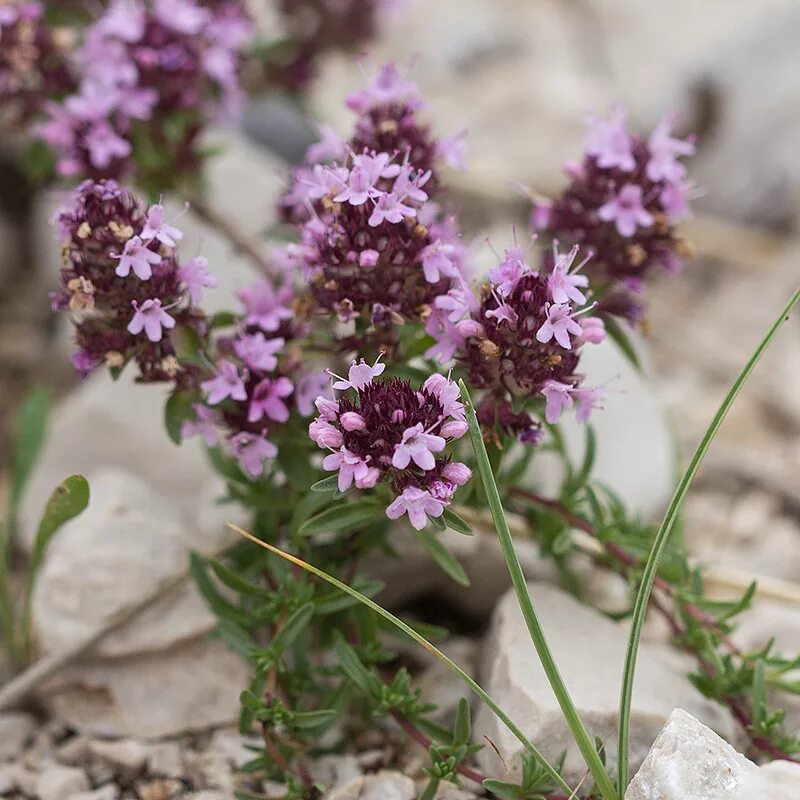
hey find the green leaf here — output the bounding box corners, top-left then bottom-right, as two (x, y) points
(417, 530), (469, 587)
(10, 387), (50, 521)
(481, 780), (521, 800)
(602, 315), (642, 372)
(269, 603), (314, 658)
(310, 475), (340, 494)
(190, 552), (250, 626)
(30, 475), (90, 580)
(298, 502), (383, 537)
(164, 391), (195, 445)
(442, 508), (473, 536)
(452, 697), (471, 746)
(291, 708), (338, 731)
(333, 635), (382, 698)
(617, 286), (800, 793)
(209, 559), (268, 597)
(277, 444), (318, 491)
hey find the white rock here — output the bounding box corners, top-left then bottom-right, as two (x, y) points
(209, 728), (261, 770)
(625, 709), (756, 800)
(0, 763), (38, 795)
(734, 760), (800, 799)
(474, 585), (736, 784)
(430, 783), (478, 799)
(35, 764), (91, 800)
(88, 739), (148, 777)
(312, 754), (363, 789)
(0, 713), (35, 761)
(44, 637), (249, 739)
(416, 639), (478, 727)
(324, 771), (415, 800)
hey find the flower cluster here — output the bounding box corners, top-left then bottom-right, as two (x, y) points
(428, 241), (605, 441)
(52, 178), (213, 383)
(36, 0), (252, 183)
(181, 279), (327, 478)
(532, 106), (695, 322)
(309, 361), (471, 529)
(279, 64), (468, 354)
(0, 1), (71, 122)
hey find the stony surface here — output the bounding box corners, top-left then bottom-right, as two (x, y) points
(324, 770), (415, 800)
(625, 709), (756, 800)
(734, 760), (800, 799)
(473, 585), (737, 784)
(0, 712), (35, 761)
(35, 763), (91, 800)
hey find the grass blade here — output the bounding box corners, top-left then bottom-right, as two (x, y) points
(226, 522), (572, 796)
(458, 380), (618, 800)
(616, 286), (800, 792)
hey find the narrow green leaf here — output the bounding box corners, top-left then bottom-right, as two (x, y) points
(292, 708), (338, 731)
(164, 391), (194, 445)
(270, 602), (314, 657)
(190, 552), (250, 625)
(616, 286), (800, 793)
(459, 380), (617, 800)
(228, 523), (571, 796)
(10, 387), (50, 516)
(209, 559), (268, 597)
(481, 780), (521, 800)
(417, 530), (469, 587)
(443, 507), (473, 535)
(333, 635), (382, 698)
(453, 697), (471, 746)
(298, 502), (383, 537)
(310, 475), (340, 494)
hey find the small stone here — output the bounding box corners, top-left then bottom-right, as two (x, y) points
(0, 763), (37, 795)
(312, 754), (363, 789)
(146, 742), (184, 779)
(184, 750), (232, 793)
(0, 713), (36, 761)
(35, 764), (91, 800)
(89, 739), (148, 778)
(186, 793), (228, 800)
(72, 786), (121, 800)
(262, 780), (288, 798)
(431, 784), (478, 800)
(625, 709), (756, 800)
(56, 734), (91, 765)
(734, 760), (800, 799)
(138, 778), (184, 800)
(209, 728), (259, 769)
(324, 771), (415, 800)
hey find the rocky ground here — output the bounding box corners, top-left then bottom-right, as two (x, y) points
(1, 1), (800, 798)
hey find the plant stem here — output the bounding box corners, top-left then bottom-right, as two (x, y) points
(459, 381), (618, 800)
(228, 523), (574, 797)
(616, 286), (800, 792)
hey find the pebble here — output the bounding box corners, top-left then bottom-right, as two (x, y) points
(0, 714), (36, 762)
(35, 764), (91, 800)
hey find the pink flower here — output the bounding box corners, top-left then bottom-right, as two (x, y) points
(340, 412), (366, 431)
(237, 282), (293, 332)
(127, 299), (175, 342)
(579, 316), (606, 344)
(585, 105), (635, 172)
(422, 374), (465, 422)
(153, 0), (210, 34)
(248, 377), (294, 424)
(489, 246), (527, 296)
(485, 301), (518, 328)
(420, 241), (459, 284)
(323, 448), (380, 492)
(178, 256), (217, 304)
(233, 333), (284, 372)
(202, 359), (247, 405)
(309, 418), (343, 449)
(314, 395), (339, 420)
(330, 356), (385, 391)
(113, 236), (162, 280)
(305, 124), (346, 164)
(392, 423), (446, 470)
(541, 380), (574, 424)
(181, 404), (221, 447)
(346, 63), (421, 114)
(536, 303), (583, 350)
(572, 385), (605, 423)
(334, 153), (397, 206)
(646, 114), (695, 183)
(96, 0), (146, 42)
(597, 185), (654, 237)
(548, 245), (589, 305)
(230, 432), (277, 477)
(660, 180), (691, 222)
(385, 486), (446, 531)
(442, 462), (471, 485)
(142, 204), (184, 248)
(295, 371), (332, 416)
(434, 286), (477, 324)
(85, 120), (131, 169)
(368, 192), (416, 227)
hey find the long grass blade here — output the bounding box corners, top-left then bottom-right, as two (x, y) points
(617, 286), (800, 791)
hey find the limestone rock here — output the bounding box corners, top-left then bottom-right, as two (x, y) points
(0, 713), (36, 761)
(474, 585), (736, 784)
(72, 786), (121, 800)
(146, 742), (185, 779)
(43, 637), (249, 739)
(625, 709), (756, 800)
(734, 761), (800, 799)
(324, 771), (415, 800)
(35, 764), (91, 800)
(88, 739), (148, 778)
